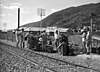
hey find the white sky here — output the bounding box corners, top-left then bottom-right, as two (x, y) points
(0, 0), (100, 30)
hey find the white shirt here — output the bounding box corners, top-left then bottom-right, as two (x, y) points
(82, 31), (87, 42)
(15, 31), (21, 42)
(86, 31), (91, 41)
(54, 33), (59, 39)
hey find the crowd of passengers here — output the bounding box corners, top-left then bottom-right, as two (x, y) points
(14, 27), (91, 56)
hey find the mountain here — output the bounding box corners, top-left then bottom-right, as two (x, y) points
(22, 2), (100, 29)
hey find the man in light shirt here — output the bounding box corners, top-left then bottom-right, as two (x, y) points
(15, 29), (20, 47)
(39, 30), (48, 51)
(15, 28), (24, 48)
(54, 30), (60, 48)
(81, 27), (87, 53)
(85, 27), (91, 55)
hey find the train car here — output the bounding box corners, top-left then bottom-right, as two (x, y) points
(92, 36), (100, 54)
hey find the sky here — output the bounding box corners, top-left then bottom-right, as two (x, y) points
(0, 0), (100, 30)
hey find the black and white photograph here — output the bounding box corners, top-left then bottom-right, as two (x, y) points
(0, 0), (100, 72)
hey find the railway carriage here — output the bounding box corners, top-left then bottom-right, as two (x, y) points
(92, 36), (100, 54)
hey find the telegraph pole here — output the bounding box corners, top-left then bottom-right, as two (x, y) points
(90, 17), (93, 52)
(37, 8), (45, 31)
(90, 13), (95, 53)
(40, 8), (43, 31)
(18, 8), (20, 29)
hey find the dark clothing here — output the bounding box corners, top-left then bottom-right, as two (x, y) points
(39, 32), (48, 51)
(40, 32), (48, 45)
(60, 35), (69, 55)
(55, 38), (59, 48)
(60, 35), (69, 44)
(20, 32), (24, 48)
(25, 33), (39, 50)
(28, 34), (35, 49)
(16, 31), (24, 48)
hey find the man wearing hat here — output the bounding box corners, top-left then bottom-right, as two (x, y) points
(85, 27), (91, 55)
(15, 28), (20, 47)
(81, 27), (87, 53)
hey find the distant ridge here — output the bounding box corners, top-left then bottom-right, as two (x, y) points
(22, 2), (100, 29)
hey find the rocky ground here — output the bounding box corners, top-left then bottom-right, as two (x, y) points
(0, 48), (46, 72)
(0, 40), (100, 72)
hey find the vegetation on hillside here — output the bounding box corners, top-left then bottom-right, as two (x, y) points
(22, 3), (100, 29)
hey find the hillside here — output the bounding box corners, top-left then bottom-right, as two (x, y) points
(22, 2), (100, 29)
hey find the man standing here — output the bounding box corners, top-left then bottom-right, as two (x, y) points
(39, 30), (48, 51)
(15, 28), (24, 48)
(57, 33), (69, 55)
(54, 30), (60, 48)
(61, 34), (69, 55)
(24, 32), (30, 48)
(15, 29), (20, 48)
(81, 27), (87, 53)
(28, 31), (35, 49)
(19, 28), (24, 48)
(86, 27), (91, 55)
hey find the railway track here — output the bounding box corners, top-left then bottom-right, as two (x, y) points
(0, 42), (100, 72)
(0, 45), (57, 72)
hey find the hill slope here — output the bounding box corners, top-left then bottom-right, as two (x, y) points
(22, 2), (100, 29)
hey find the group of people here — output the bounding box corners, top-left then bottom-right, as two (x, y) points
(14, 28), (69, 55)
(14, 27), (92, 55)
(54, 30), (70, 55)
(14, 28), (24, 48)
(81, 27), (92, 55)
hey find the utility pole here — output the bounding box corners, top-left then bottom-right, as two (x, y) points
(40, 8), (43, 31)
(37, 8), (45, 31)
(90, 17), (93, 52)
(90, 13), (95, 53)
(18, 8), (20, 29)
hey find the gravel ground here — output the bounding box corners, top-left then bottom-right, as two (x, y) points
(0, 40), (100, 72)
(0, 48), (53, 72)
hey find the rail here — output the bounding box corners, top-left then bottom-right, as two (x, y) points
(0, 42), (100, 72)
